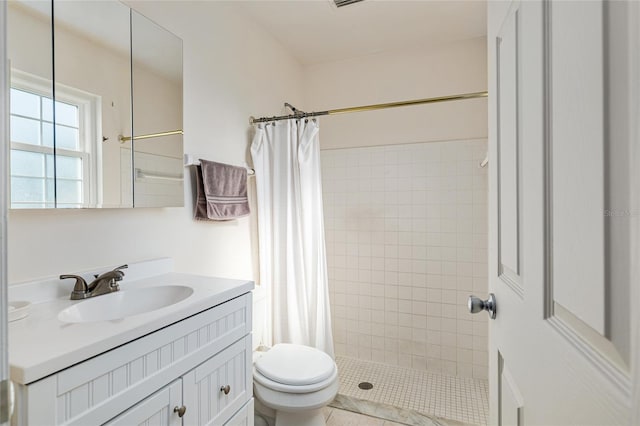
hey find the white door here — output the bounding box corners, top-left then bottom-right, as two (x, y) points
(0, 2), (11, 425)
(486, 0), (640, 424)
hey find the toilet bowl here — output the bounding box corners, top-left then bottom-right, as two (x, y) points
(253, 343), (339, 426)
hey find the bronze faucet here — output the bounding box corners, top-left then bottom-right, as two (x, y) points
(60, 264), (128, 300)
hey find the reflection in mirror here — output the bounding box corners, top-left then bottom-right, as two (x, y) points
(53, 0), (132, 208)
(8, 0), (55, 208)
(7, 1), (183, 209)
(131, 11), (184, 208)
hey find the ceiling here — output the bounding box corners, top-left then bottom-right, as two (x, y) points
(235, 0), (487, 66)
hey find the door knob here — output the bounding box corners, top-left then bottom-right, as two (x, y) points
(220, 385), (231, 395)
(173, 405), (186, 417)
(468, 293), (497, 319)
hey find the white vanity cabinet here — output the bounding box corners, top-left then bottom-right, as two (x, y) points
(11, 292), (254, 426)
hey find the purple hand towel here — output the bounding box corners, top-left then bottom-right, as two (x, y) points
(194, 165), (210, 221)
(197, 159), (250, 220)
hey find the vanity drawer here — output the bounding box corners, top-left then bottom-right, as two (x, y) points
(183, 335), (252, 426)
(14, 293), (252, 426)
(104, 379), (182, 426)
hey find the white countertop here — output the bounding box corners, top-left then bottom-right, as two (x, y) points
(8, 260), (254, 385)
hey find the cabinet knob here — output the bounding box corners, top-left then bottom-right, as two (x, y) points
(173, 405), (186, 417)
(220, 385), (231, 395)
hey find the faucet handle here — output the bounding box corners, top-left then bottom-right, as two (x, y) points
(60, 274), (88, 298)
(112, 264), (128, 281)
(94, 264), (129, 280)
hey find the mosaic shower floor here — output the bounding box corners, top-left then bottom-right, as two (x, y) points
(335, 356), (489, 425)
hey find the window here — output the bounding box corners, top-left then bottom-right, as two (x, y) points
(10, 71), (99, 208)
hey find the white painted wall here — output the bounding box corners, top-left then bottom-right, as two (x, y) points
(8, 2), (304, 286)
(303, 37), (487, 150)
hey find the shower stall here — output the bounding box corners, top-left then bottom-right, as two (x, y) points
(249, 90), (491, 425)
(321, 139), (489, 425)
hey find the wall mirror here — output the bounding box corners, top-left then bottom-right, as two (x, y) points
(131, 10), (184, 208)
(7, 0), (55, 208)
(6, 0), (184, 209)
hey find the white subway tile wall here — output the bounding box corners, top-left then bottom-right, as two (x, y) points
(321, 139), (489, 379)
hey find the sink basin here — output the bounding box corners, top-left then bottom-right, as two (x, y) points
(58, 285), (194, 323)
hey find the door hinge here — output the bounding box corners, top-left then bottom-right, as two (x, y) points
(0, 378), (14, 423)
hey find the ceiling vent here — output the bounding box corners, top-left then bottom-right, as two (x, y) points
(334, 0), (365, 8)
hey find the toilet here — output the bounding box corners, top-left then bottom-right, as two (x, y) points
(253, 343), (339, 426)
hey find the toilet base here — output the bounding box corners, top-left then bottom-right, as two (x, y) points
(275, 408), (325, 426)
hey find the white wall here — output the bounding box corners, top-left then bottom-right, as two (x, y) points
(304, 37), (487, 150)
(8, 1), (304, 284)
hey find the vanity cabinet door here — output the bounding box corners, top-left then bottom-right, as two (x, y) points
(183, 335), (252, 426)
(104, 379), (182, 426)
(224, 400), (255, 426)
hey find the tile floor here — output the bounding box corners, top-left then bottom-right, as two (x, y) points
(336, 356), (489, 425)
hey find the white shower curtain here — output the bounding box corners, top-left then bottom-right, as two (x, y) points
(251, 119), (334, 357)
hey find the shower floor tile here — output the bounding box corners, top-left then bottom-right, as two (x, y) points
(335, 356), (489, 425)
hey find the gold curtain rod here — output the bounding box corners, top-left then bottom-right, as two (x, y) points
(119, 129), (183, 143)
(250, 91), (488, 124)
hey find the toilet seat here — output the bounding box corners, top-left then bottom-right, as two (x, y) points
(253, 343), (337, 394)
(254, 365), (338, 394)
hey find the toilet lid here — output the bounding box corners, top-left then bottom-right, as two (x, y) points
(255, 343), (335, 386)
